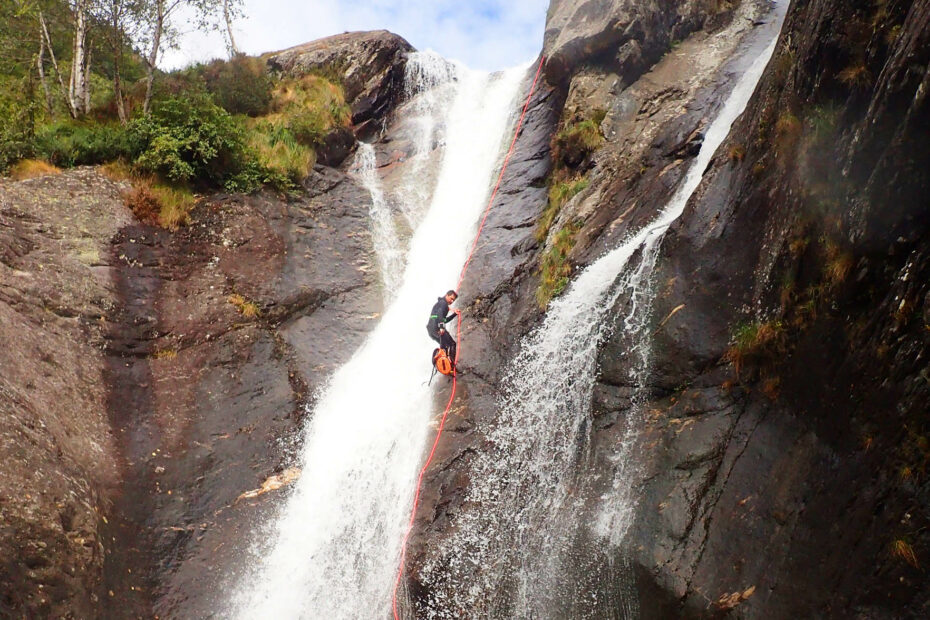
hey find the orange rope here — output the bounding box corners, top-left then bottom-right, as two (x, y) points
(391, 54), (546, 620)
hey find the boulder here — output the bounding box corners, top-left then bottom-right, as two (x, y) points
(543, 0), (735, 86)
(267, 30), (414, 130)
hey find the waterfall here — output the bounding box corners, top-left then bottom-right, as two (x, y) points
(230, 55), (529, 619)
(350, 52), (463, 299)
(352, 143), (405, 297)
(421, 3), (788, 618)
(397, 52), (459, 229)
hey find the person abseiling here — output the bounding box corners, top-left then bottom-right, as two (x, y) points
(427, 290), (460, 375)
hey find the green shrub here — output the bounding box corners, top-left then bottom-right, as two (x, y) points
(201, 56), (273, 116)
(34, 121), (134, 167)
(128, 93), (252, 187)
(0, 92), (35, 173)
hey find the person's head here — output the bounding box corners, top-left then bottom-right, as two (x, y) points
(444, 290), (458, 304)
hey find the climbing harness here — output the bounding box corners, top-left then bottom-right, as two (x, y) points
(392, 54), (546, 619)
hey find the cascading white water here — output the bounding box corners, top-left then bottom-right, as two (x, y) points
(352, 143), (405, 296)
(421, 4), (787, 618)
(396, 53), (459, 228)
(350, 52), (461, 299)
(231, 55), (529, 619)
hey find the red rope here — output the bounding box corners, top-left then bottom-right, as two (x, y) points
(391, 55), (545, 620)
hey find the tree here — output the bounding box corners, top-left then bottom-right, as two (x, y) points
(221, 0), (240, 57)
(93, 0), (144, 122)
(69, 0), (91, 116)
(139, 0), (219, 114)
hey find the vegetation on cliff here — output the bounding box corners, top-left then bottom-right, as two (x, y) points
(0, 0), (351, 228)
(535, 110), (604, 307)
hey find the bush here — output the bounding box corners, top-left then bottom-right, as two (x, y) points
(35, 121), (134, 167)
(201, 56), (273, 116)
(0, 97), (35, 173)
(128, 93), (253, 187)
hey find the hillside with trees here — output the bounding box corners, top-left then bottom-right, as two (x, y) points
(1, 0), (352, 228)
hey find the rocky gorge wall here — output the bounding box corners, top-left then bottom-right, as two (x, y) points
(623, 0), (930, 615)
(410, 0), (930, 618)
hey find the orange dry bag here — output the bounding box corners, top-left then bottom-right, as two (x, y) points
(432, 348), (454, 375)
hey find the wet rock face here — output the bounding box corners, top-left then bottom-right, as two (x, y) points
(0, 169), (126, 619)
(615, 0), (930, 616)
(543, 0), (736, 86)
(407, 0), (768, 611)
(0, 165), (379, 618)
(413, 0), (930, 616)
(267, 30), (414, 133)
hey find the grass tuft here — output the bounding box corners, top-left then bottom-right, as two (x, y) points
(536, 177), (589, 243)
(824, 240), (854, 288)
(270, 75), (350, 148)
(891, 539), (920, 569)
(536, 222), (581, 308)
(9, 159), (61, 180)
(838, 63), (872, 90)
(775, 112), (802, 156)
(151, 348), (178, 360)
(723, 320), (786, 376)
(123, 178), (196, 230)
(100, 160), (135, 182)
(761, 377), (781, 401)
(228, 293), (261, 318)
(247, 122), (314, 185)
(728, 144), (746, 163)
(551, 117), (604, 169)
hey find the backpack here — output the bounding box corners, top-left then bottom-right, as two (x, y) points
(432, 348), (454, 376)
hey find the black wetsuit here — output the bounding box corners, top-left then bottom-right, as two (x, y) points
(426, 297), (458, 361)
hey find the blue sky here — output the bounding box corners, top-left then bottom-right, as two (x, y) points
(162, 0), (549, 71)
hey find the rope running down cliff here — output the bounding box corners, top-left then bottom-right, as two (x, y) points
(391, 55), (546, 619)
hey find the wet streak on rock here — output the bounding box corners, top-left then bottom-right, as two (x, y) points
(101, 223), (164, 617)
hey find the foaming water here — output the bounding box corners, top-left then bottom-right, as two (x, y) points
(230, 55), (529, 619)
(421, 4), (787, 618)
(397, 52), (459, 228)
(352, 143), (405, 296)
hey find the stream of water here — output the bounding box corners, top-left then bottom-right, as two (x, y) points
(230, 55), (528, 619)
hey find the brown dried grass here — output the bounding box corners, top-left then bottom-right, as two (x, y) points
(9, 159), (61, 180)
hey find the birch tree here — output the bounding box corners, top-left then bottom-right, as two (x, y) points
(69, 0), (91, 116)
(221, 0), (240, 57)
(140, 0), (219, 114)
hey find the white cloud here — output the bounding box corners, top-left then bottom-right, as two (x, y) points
(160, 0), (548, 71)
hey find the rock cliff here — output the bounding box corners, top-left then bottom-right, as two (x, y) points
(624, 0), (930, 615)
(0, 162), (384, 618)
(0, 30), (412, 619)
(409, 0), (930, 617)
